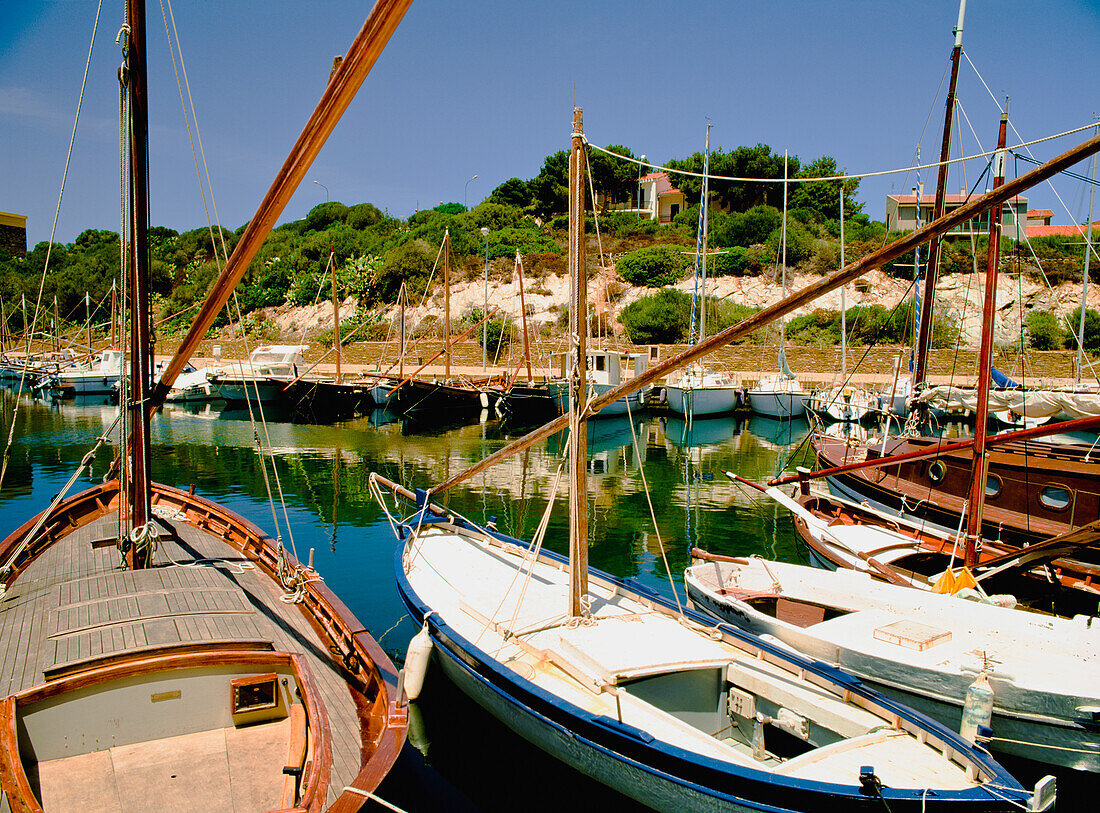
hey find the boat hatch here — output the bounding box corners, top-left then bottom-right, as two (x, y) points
(3, 652), (324, 813)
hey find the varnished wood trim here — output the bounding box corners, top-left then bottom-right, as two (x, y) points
(0, 696), (43, 813)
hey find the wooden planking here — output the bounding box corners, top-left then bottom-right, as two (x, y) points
(0, 512), (366, 806)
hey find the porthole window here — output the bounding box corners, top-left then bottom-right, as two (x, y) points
(985, 474), (1002, 499)
(1039, 485), (1072, 511)
(928, 461), (947, 484)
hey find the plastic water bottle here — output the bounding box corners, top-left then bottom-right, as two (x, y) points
(960, 672), (995, 743)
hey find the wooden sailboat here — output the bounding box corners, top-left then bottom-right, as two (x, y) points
(748, 152), (809, 419)
(666, 124), (742, 419)
(684, 551), (1097, 774)
(0, 2), (411, 810)
(370, 108), (1050, 813)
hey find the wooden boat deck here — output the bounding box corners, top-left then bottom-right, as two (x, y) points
(0, 512), (364, 809)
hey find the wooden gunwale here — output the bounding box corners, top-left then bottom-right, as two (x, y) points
(0, 479), (407, 809)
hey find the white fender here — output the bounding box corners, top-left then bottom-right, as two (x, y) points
(402, 623), (434, 701)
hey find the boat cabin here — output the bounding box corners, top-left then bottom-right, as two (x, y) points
(552, 349), (649, 387)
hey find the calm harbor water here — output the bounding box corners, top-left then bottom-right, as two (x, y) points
(0, 388), (1083, 809)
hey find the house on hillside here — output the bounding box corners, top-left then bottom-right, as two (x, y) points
(0, 212), (27, 257)
(885, 193), (1028, 241)
(1025, 218), (1100, 239)
(605, 172), (687, 224)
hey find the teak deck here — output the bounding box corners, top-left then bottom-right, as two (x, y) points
(0, 512), (365, 808)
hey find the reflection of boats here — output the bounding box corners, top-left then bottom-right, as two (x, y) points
(371, 109), (1045, 813)
(744, 414), (810, 450)
(547, 413), (644, 456)
(0, 5), (410, 811)
(664, 414), (740, 449)
(685, 553), (1097, 773)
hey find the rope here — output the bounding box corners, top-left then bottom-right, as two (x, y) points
(584, 121), (1099, 184)
(338, 786), (410, 813)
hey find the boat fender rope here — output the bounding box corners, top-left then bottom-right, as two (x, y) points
(339, 785), (410, 812)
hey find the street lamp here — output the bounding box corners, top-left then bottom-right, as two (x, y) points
(481, 226), (490, 372)
(464, 175), (478, 211)
(313, 180), (329, 202)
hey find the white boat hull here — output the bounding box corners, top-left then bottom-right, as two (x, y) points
(665, 384), (740, 417)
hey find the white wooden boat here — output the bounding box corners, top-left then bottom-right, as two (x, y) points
(666, 367), (742, 417)
(748, 373), (810, 418)
(685, 554), (1099, 773)
(374, 475), (1050, 811)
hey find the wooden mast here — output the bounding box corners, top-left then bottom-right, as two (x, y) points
(149, 0), (413, 406)
(398, 281), (407, 383)
(328, 247), (342, 381)
(963, 109), (1008, 567)
(914, 0), (967, 388)
(516, 251), (533, 383)
(568, 106), (588, 617)
(430, 129), (1100, 496)
(444, 229), (451, 379)
(126, 0), (153, 568)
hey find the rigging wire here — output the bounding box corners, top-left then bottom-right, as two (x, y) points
(584, 120), (1098, 185)
(0, 1), (105, 494)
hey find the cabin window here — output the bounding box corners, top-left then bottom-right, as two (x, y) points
(928, 461), (947, 484)
(985, 474), (1002, 499)
(594, 355), (606, 372)
(1039, 485), (1072, 511)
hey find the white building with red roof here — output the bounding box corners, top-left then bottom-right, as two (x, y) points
(885, 193), (1028, 241)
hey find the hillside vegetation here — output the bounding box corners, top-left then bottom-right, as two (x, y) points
(2, 142), (1095, 353)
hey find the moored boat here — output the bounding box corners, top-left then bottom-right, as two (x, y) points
(684, 552), (1098, 773)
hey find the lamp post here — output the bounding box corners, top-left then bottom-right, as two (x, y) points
(313, 180), (329, 202)
(481, 226), (490, 372)
(638, 155), (647, 216)
(465, 174), (478, 210)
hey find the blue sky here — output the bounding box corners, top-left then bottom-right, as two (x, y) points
(3, 1), (1099, 248)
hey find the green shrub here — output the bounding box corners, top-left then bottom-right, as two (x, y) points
(615, 245), (691, 287)
(1025, 310), (1064, 351)
(619, 289), (691, 343)
(707, 246), (752, 276)
(1065, 307), (1100, 351)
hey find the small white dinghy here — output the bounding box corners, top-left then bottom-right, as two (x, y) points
(685, 553), (1099, 774)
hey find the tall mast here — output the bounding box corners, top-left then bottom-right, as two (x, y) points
(398, 281), (406, 383)
(914, 0), (967, 388)
(1076, 118), (1099, 384)
(444, 229), (451, 379)
(126, 0), (153, 568)
(963, 108), (1008, 568)
(85, 291), (92, 353)
(516, 251), (533, 383)
(840, 187), (847, 380)
(690, 124), (711, 347)
(329, 247), (342, 381)
(568, 107), (589, 617)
